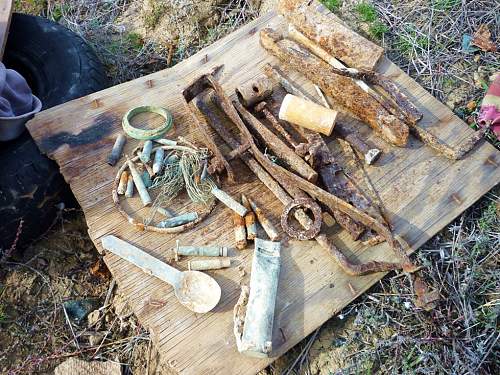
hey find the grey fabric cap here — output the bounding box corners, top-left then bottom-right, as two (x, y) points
(0, 62), (35, 117)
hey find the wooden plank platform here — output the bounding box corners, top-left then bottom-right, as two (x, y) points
(27, 9), (500, 375)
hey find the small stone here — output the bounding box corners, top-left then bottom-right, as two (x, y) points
(87, 309), (101, 327)
(88, 331), (105, 346)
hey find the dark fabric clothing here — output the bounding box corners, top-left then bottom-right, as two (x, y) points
(0, 62), (34, 117)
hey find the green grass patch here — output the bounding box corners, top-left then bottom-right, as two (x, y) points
(356, 2), (377, 22)
(434, 0), (461, 11)
(126, 32), (144, 51)
(369, 20), (389, 39)
(321, 0), (342, 12)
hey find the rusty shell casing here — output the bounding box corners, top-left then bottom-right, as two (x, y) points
(175, 241), (228, 261)
(107, 133), (126, 166)
(240, 238), (281, 358)
(233, 212), (248, 250)
(139, 140), (153, 163)
(236, 76), (273, 107)
(127, 159), (152, 207)
(158, 212), (198, 228)
(278, 0), (384, 71)
(152, 147), (165, 175)
(124, 175), (134, 198)
(117, 170), (129, 195)
(248, 198), (280, 241)
(188, 258), (231, 271)
(211, 187), (248, 217)
(241, 194), (257, 240)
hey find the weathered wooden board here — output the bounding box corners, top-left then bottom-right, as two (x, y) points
(27, 9), (499, 375)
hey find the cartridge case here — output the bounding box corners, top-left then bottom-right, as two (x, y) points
(158, 212), (198, 228)
(175, 241), (228, 261)
(211, 187), (248, 217)
(233, 212), (247, 250)
(241, 194), (257, 240)
(248, 198), (279, 241)
(124, 175), (134, 198)
(117, 171), (128, 195)
(107, 133), (126, 166)
(140, 140), (153, 163)
(188, 258), (231, 271)
(152, 147), (165, 175)
(127, 159), (152, 207)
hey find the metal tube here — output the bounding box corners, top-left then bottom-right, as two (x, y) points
(188, 258), (231, 271)
(211, 187), (248, 217)
(107, 133), (126, 166)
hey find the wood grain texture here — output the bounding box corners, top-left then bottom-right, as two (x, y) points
(0, 0), (12, 60)
(26, 9), (500, 375)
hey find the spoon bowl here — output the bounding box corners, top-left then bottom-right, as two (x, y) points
(175, 271), (222, 313)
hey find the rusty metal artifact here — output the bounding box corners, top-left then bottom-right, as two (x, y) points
(281, 198), (322, 240)
(260, 29), (409, 147)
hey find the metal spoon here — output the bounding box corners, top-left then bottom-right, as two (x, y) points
(101, 235), (221, 313)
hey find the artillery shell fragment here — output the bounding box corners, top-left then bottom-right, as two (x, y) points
(127, 159), (152, 207)
(175, 240), (228, 261)
(211, 187), (248, 217)
(188, 258), (231, 271)
(248, 198), (280, 241)
(241, 194), (257, 240)
(154, 138), (177, 146)
(107, 133), (126, 166)
(239, 238), (281, 357)
(139, 140), (153, 163)
(125, 175), (134, 198)
(233, 212), (248, 250)
(152, 147), (164, 175)
(158, 212), (198, 228)
(117, 171), (128, 195)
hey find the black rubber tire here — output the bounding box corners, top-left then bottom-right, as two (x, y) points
(0, 13), (109, 253)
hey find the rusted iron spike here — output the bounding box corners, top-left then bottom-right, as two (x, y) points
(344, 133), (382, 165)
(260, 29), (409, 147)
(236, 96), (318, 183)
(255, 101), (302, 149)
(233, 100), (416, 272)
(262, 63), (390, 236)
(196, 91), (410, 275)
(182, 74), (235, 183)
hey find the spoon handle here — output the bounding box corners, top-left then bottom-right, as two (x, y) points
(101, 235), (181, 287)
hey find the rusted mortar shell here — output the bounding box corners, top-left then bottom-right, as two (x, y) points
(248, 198), (280, 241)
(279, 94), (337, 136)
(157, 207), (175, 218)
(211, 187), (248, 217)
(139, 140), (153, 163)
(240, 238), (281, 358)
(154, 138), (177, 146)
(107, 133), (127, 166)
(233, 212), (248, 250)
(175, 240), (228, 261)
(188, 258), (231, 271)
(152, 147), (165, 175)
(141, 171), (152, 188)
(236, 77), (273, 107)
(124, 175), (134, 198)
(127, 159), (152, 207)
(241, 194), (257, 240)
(158, 212), (198, 228)
(117, 171), (128, 195)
